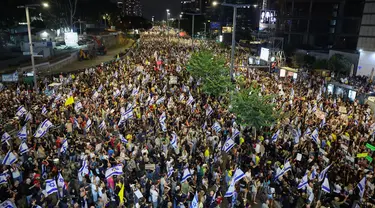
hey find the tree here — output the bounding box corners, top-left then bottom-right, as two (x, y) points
(230, 87), (277, 130)
(187, 50), (233, 97)
(312, 59), (328, 69)
(304, 55), (316, 67)
(328, 54), (352, 75)
(291, 53), (305, 68)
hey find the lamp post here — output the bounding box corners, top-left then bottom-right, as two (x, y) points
(203, 22), (207, 38)
(178, 14), (182, 30)
(213, 2), (257, 81)
(18, 3), (49, 91)
(166, 9), (170, 28)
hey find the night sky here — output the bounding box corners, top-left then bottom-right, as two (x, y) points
(141, 0), (181, 21)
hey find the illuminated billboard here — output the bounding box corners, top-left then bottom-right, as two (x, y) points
(222, 27), (232, 34)
(210, 22), (221, 29)
(259, 10), (277, 31)
(260, 47), (270, 61)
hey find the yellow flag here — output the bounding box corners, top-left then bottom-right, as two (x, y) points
(118, 184), (125, 204)
(64, 96), (75, 106)
(357, 153), (368, 158)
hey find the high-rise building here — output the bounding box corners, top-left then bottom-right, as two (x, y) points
(124, 0), (142, 17)
(181, 0), (205, 14)
(279, 0), (364, 50)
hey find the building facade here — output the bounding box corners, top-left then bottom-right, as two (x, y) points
(123, 0), (142, 17)
(279, 0), (364, 50)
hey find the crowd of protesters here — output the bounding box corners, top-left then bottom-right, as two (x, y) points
(0, 31), (374, 208)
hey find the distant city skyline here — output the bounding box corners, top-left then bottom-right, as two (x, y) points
(141, 0), (181, 20)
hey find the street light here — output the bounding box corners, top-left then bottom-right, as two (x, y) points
(178, 14), (182, 30)
(17, 2), (49, 91)
(212, 1), (219, 6)
(220, 3), (258, 81)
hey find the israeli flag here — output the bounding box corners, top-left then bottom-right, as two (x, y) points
(57, 172), (65, 188)
(19, 142), (29, 155)
(60, 139), (68, 154)
(74, 101), (83, 112)
(354, 120), (359, 126)
(305, 127), (311, 136)
(186, 93), (194, 106)
(206, 105), (213, 117)
(232, 168), (246, 184)
(310, 168), (317, 180)
(159, 112), (167, 132)
(156, 96), (166, 105)
(2, 151), (17, 165)
(0, 174), (7, 185)
(54, 94), (62, 102)
(119, 134), (128, 144)
(274, 161), (292, 180)
(25, 112), (32, 122)
(224, 180), (235, 197)
(222, 138), (235, 153)
(322, 176), (331, 193)
(212, 122), (221, 133)
(86, 118), (92, 131)
(1, 132), (11, 144)
(92, 91), (99, 100)
(18, 125), (27, 140)
(292, 128), (300, 144)
(319, 118), (326, 128)
(357, 176), (366, 198)
(167, 167), (174, 178)
(318, 164), (331, 182)
(79, 160), (89, 175)
(15, 106), (27, 117)
(312, 105), (317, 113)
(131, 86), (139, 96)
(181, 168), (191, 183)
(105, 165), (123, 179)
(97, 84), (103, 92)
(113, 89), (121, 98)
(171, 132), (178, 149)
(201, 121), (207, 130)
(297, 173), (308, 189)
(0, 200), (17, 208)
(274, 167), (284, 180)
(311, 128), (319, 145)
(98, 120), (106, 131)
(73, 117), (80, 129)
(41, 106), (48, 115)
(190, 192), (199, 208)
(271, 129), (280, 142)
(124, 106), (133, 120)
(231, 128), (240, 140)
(159, 112), (166, 123)
(34, 119), (53, 138)
(290, 88), (294, 97)
(45, 179), (58, 196)
(179, 93), (185, 102)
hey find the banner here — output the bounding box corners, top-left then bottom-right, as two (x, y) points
(357, 153), (368, 158)
(366, 143), (375, 151)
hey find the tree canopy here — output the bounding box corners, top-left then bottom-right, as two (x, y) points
(328, 54), (352, 75)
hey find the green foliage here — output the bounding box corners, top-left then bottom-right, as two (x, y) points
(187, 50), (233, 97)
(291, 53), (305, 68)
(328, 54), (352, 75)
(312, 59), (328, 69)
(230, 87), (277, 129)
(304, 55), (316, 67)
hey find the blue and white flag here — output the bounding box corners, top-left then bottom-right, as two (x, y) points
(41, 106), (48, 115)
(54, 94), (62, 102)
(57, 172), (65, 188)
(0, 200), (17, 208)
(311, 128), (319, 145)
(179, 93), (185, 102)
(206, 105), (213, 117)
(60, 139), (68, 154)
(113, 89), (121, 98)
(310, 168), (316, 180)
(105, 165), (123, 179)
(224, 180), (235, 197)
(212, 122), (221, 133)
(119, 134), (128, 144)
(73, 117), (80, 129)
(2, 151), (17, 165)
(318, 164), (331, 182)
(271, 129), (280, 142)
(1, 132), (11, 144)
(186, 93), (194, 106)
(86, 118), (92, 131)
(79, 160), (89, 175)
(124, 106), (133, 120)
(92, 91), (99, 100)
(25, 112), (32, 122)
(45, 179), (58, 196)
(274, 161), (292, 180)
(17, 125), (27, 140)
(156, 96), (166, 105)
(354, 120), (359, 126)
(298, 173), (308, 189)
(290, 88), (294, 97)
(74, 101), (83, 112)
(181, 168), (191, 183)
(15, 106), (27, 117)
(34, 119), (53, 138)
(320, 118), (326, 128)
(312, 105), (317, 113)
(131, 86), (139, 96)
(357, 176), (366, 198)
(0, 174), (7, 185)
(305, 127), (311, 136)
(222, 138), (235, 153)
(159, 112), (167, 132)
(171, 132), (178, 149)
(231, 128), (240, 140)
(292, 128), (300, 144)
(201, 121), (207, 130)
(232, 168), (246, 184)
(190, 192), (199, 208)
(167, 167), (174, 178)
(19, 142), (29, 155)
(322, 177), (331, 193)
(97, 84), (103, 92)
(98, 120), (106, 131)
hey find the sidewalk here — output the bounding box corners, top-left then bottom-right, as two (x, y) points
(43, 40), (134, 75)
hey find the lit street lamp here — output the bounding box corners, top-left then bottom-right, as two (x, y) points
(17, 2), (49, 91)
(213, 2), (258, 81)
